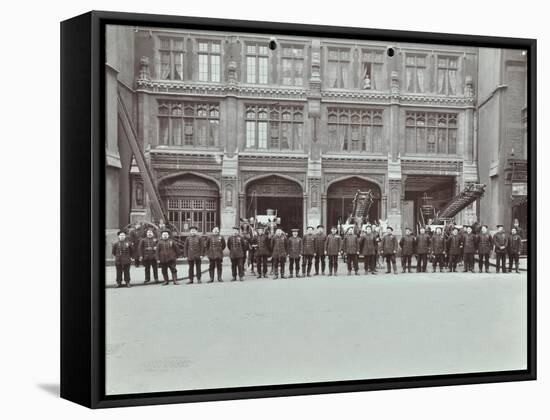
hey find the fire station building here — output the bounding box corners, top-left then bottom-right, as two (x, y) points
(105, 25), (527, 237)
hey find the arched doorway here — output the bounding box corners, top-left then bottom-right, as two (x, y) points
(327, 177), (381, 228)
(158, 173), (220, 234)
(246, 175), (303, 232)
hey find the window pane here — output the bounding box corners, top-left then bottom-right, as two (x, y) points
(258, 122), (268, 149)
(209, 120), (219, 147)
(198, 42), (208, 52)
(246, 121), (256, 148)
(293, 123), (303, 150)
(171, 119), (182, 146)
(247, 56), (256, 83)
(174, 52), (183, 80)
(448, 129), (457, 154)
(211, 43), (221, 53)
(198, 54), (208, 81)
(258, 57), (268, 84)
(159, 118), (169, 145)
(210, 55), (221, 82)
(161, 52), (171, 79)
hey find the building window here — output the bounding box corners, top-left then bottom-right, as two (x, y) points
(157, 101), (220, 147)
(158, 38), (185, 80)
(327, 48), (351, 89)
(245, 105), (304, 151)
(282, 45), (304, 86)
(327, 108), (383, 153)
(246, 44), (269, 84)
(437, 56), (459, 95)
(405, 112), (457, 155)
(198, 40), (221, 82)
(405, 54), (427, 93)
(360, 49), (385, 90)
(167, 198), (217, 233)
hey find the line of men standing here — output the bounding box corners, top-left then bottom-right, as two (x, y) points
(111, 219), (524, 287)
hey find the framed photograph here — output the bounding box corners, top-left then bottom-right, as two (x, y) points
(61, 10), (536, 408)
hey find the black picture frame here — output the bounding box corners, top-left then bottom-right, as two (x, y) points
(60, 10), (537, 409)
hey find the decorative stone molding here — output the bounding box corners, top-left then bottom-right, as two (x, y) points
(138, 56), (151, 82)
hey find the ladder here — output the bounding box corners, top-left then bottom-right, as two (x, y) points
(346, 189), (375, 225)
(117, 93), (167, 223)
(434, 183), (486, 223)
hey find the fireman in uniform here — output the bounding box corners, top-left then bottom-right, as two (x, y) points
(251, 224), (271, 279)
(301, 226), (316, 277)
(288, 228), (302, 278)
(156, 230), (179, 286)
(399, 228), (416, 273)
(493, 224), (508, 273)
(204, 226), (226, 283)
(325, 226), (343, 276)
(271, 228), (288, 279)
(431, 227), (446, 273)
(381, 226), (398, 274)
(112, 230), (133, 287)
(415, 227), (431, 273)
(477, 224), (493, 273)
(508, 227), (523, 273)
(183, 226), (204, 284)
(314, 225), (327, 275)
(359, 225), (378, 275)
(138, 228), (159, 283)
(462, 225), (477, 273)
(227, 226), (247, 281)
(343, 226), (360, 275)
(446, 227), (463, 272)
(128, 222), (144, 267)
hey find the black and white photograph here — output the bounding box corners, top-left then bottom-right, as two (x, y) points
(104, 22), (530, 396)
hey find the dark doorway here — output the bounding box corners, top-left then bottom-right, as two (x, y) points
(327, 177), (381, 228)
(246, 175), (303, 232)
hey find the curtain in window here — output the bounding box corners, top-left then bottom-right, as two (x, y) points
(328, 125), (338, 151)
(438, 129), (447, 154)
(209, 120), (219, 147)
(161, 52), (171, 79)
(448, 129), (457, 154)
(448, 70), (457, 95)
(293, 123), (303, 150)
(438, 70), (445, 94)
(282, 59), (292, 85)
(281, 123), (290, 149)
(372, 65), (382, 90)
(340, 63), (349, 88)
(174, 52), (183, 80)
(340, 125), (349, 151)
(159, 118), (169, 145)
(171, 119), (182, 146)
(416, 67), (425, 92)
(328, 61), (338, 88)
(363, 125), (371, 152)
(197, 120), (208, 146)
(294, 59), (304, 86)
(406, 67), (414, 91)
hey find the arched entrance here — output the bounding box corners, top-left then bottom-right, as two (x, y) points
(158, 173), (220, 234)
(327, 177), (382, 228)
(246, 175), (303, 232)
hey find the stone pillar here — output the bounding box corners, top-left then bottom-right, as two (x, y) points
(220, 154), (238, 236)
(238, 193), (246, 223)
(321, 193), (327, 227)
(306, 160), (322, 232)
(387, 155), (403, 237)
(389, 71), (401, 160)
(302, 194), (308, 232)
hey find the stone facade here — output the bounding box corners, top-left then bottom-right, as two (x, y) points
(105, 27), (510, 236)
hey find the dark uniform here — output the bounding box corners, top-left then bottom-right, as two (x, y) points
(128, 226), (144, 267)
(415, 232), (431, 273)
(462, 232), (477, 272)
(493, 230), (508, 273)
(183, 234), (204, 283)
(287, 233), (302, 278)
(325, 232), (342, 276)
(156, 236), (179, 285)
(271, 234), (288, 279)
(446, 234), (463, 272)
(343, 231), (360, 275)
(399, 233), (416, 273)
(204, 233), (226, 282)
(508, 232), (522, 273)
(431, 233), (446, 272)
(314, 230), (327, 275)
(112, 237), (133, 286)
(251, 230), (271, 278)
(301, 231), (316, 277)
(381, 231), (398, 274)
(138, 236), (159, 283)
(477, 231), (493, 273)
(227, 231), (247, 281)
(359, 232), (378, 274)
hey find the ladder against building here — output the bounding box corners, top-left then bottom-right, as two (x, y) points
(434, 183), (486, 224)
(117, 94), (167, 225)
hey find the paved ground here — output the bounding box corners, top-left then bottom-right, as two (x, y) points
(105, 264), (527, 395)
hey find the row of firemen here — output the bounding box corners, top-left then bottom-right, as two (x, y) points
(111, 221), (523, 287)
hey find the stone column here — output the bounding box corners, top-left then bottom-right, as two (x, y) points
(220, 155), (238, 236)
(387, 156), (403, 237)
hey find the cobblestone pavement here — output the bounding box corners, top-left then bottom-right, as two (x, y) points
(105, 264), (527, 395)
